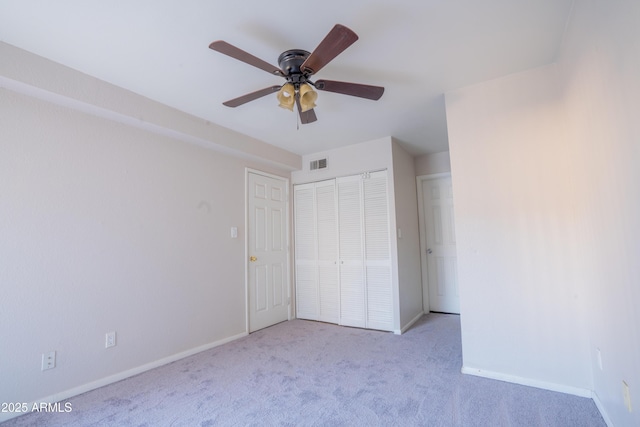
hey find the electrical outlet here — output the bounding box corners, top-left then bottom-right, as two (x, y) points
(596, 348), (603, 371)
(105, 331), (116, 349)
(623, 381), (632, 412)
(41, 351), (56, 371)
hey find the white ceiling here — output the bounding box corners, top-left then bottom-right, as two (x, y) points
(0, 0), (573, 157)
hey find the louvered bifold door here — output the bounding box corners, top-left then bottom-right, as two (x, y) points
(294, 183), (318, 320)
(315, 180), (339, 324)
(337, 175), (366, 328)
(362, 171), (393, 331)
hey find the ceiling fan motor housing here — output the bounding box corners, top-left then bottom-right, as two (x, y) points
(278, 49), (311, 85)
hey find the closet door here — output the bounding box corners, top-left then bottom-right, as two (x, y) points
(294, 180), (339, 323)
(363, 171), (393, 331)
(295, 172), (392, 331)
(315, 180), (339, 323)
(293, 183), (318, 320)
(337, 175), (366, 328)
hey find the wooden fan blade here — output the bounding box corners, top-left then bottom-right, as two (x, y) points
(314, 79), (384, 100)
(295, 93), (318, 124)
(223, 86), (281, 107)
(300, 24), (358, 75)
(209, 41), (283, 76)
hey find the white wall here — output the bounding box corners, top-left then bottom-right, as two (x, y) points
(291, 136), (393, 184)
(0, 44), (297, 421)
(392, 140), (424, 328)
(446, 2), (640, 424)
(558, 0), (640, 424)
(414, 151), (451, 176)
(0, 42), (301, 172)
(446, 64), (592, 395)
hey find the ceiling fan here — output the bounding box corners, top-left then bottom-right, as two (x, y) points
(209, 24), (384, 124)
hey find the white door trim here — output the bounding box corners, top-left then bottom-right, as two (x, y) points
(245, 168), (292, 333)
(416, 172), (452, 313)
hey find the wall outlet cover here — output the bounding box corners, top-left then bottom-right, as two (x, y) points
(41, 351), (56, 371)
(105, 331), (117, 348)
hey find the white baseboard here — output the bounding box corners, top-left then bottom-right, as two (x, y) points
(0, 331), (248, 424)
(395, 311), (425, 335)
(591, 390), (614, 427)
(461, 365), (592, 398)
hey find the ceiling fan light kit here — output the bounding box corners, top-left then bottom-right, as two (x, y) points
(298, 84), (317, 112)
(209, 24), (384, 124)
(277, 83), (295, 111)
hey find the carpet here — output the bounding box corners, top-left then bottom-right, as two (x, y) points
(3, 314), (605, 426)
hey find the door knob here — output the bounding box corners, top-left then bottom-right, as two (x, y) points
(427, 249), (433, 254)
(250, 256), (257, 262)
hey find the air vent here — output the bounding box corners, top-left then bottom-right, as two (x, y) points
(310, 158), (328, 171)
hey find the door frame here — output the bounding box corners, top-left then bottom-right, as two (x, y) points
(245, 168), (292, 333)
(416, 172), (452, 314)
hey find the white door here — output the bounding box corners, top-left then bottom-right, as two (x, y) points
(294, 172), (393, 331)
(293, 183), (318, 320)
(293, 180), (339, 324)
(315, 180), (339, 324)
(420, 175), (459, 314)
(362, 171), (393, 331)
(336, 171), (393, 331)
(337, 174), (366, 328)
(248, 171), (290, 332)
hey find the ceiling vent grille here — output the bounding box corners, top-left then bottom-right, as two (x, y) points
(310, 158), (328, 171)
